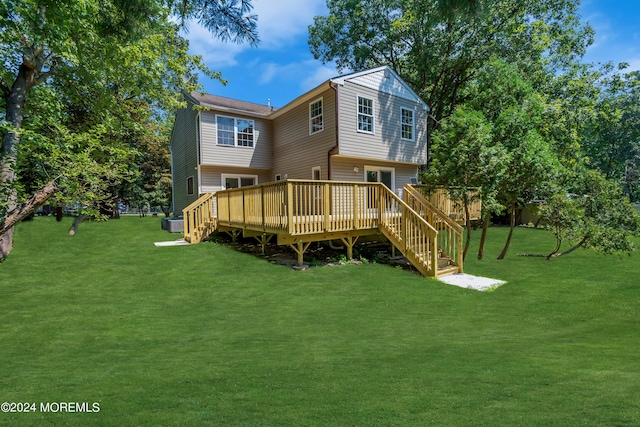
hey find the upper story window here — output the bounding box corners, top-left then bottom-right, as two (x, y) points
(401, 107), (414, 141)
(310, 98), (323, 134)
(216, 115), (254, 148)
(357, 96), (374, 134)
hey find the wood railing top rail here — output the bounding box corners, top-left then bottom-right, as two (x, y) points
(382, 185), (439, 235)
(214, 179), (380, 196)
(405, 184), (463, 234)
(183, 192), (215, 213)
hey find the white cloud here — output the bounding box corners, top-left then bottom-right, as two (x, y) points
(182, 0), (327, 68)
(182, 21), (248, 67)
(625, 59), (640, 72)
(252, 0), (327, 49)
(256, 60), (339, 92)
(300, 63), (341, 91)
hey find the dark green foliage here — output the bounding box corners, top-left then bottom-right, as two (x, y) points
(537, 169), (640, 256)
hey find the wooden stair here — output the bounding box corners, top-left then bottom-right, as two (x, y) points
(183, 193), (217, 243)
(181, 181), (464, 278)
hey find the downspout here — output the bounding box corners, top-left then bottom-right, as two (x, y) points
(196, 111), (202, 196)
(328, 81), (339, 180)
(327, 81), (344, 250)
(169, 144), (175, 217)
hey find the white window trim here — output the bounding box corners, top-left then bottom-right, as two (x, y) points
(311, 166), (322, 180)
(309, 97), (324, 135)
(187, 175), (194, 195)
(400, 107), (415, 142)
(215, 114), (255, 149)
(356, 95), (375, 135)
(275, 174), (282, 181)
(364, 165), (395, 191)
(221, 173), (259, 189)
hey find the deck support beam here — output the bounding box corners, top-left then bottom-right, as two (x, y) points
(253, 233), (274, 255)
(289, 241), (311, 266)
(340, 236), (359, 260)
(226, 229), (241, 243)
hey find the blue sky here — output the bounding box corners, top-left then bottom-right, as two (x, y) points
(185, 0), (640, 108)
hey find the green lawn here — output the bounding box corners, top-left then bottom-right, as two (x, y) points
(1, 216), (639, 426)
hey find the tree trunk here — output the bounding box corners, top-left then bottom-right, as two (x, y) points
(497, 201), (516, 260)
(0, 182), (58, 237)
(463, 201), (471, 260)
(517, 236), (588, 258)
(547, 237), (587, 258)
(477, 212), (490, 260)
(1, 54), (43, 259)
(68, 215), (87, 236)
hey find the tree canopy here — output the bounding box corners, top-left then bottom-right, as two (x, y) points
(309, 0), (594, 134)
(0, 0), (258, 258)
(309, 0), (639, 259)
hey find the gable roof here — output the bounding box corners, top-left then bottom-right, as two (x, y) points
(187, 65), (428, 118)
(330, 66), (429, 111)
(188, 92), (276, 117)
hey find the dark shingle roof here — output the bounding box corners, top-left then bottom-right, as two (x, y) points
(190, 92), (276, 116)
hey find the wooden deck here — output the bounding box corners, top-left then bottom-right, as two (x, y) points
(184, 180), (478, 278)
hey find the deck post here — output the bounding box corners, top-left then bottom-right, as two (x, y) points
(227, 229), (240, 244)
(458, 232), (464, 273)
(287, 182), (294, 234)
(353, 184), (359, 229)
(340, 236), (359, 260)
(261, 186), (266, 231)
(431, 230), (438, 277)
(297, 242), (304, 265)
(323, 183), (330, 231)
(289, 241), (311, 266)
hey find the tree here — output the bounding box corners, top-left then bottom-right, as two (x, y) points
(309, 0), (593, 136)
(425, 105), (508, 259)
(521, 169), (640, 258)
(582, 64), (640, 202)
(0, 0), (258, 258)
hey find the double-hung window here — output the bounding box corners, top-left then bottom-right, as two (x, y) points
(357, 96), (374, 134)
(222, 174), (257, 189)
(216, 115), (255, 148)
(309, 98), (323, 134)
(401, 107), (414, 141)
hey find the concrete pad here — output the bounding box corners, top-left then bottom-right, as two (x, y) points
(438, 273), (506, 292)
(154, 240), (190, 247)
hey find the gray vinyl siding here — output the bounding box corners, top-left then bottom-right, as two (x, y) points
(272, 88), (336, 180)
(200, 165), (272, 214)
(170, 99), (200, 215)
(330, 157), (418, 197)
(337, 82), (428, 164)
(200, 110), (272, 169)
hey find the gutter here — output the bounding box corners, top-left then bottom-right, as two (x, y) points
(328, 81), (339, 179)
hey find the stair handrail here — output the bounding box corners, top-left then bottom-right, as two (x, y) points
(377, 184), (440, 276)
(405, 185), (463, 233)
(182, 192), (216, 243)
(405, 184), (463, 272)
(410, 184), (481, 222)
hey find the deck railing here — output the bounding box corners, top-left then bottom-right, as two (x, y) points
(182, 193), (216, 243)
(404, 184), (463, 272)
(183, 180), (472, 277)
(379, 187), (439, 276)
(410, 185), (482, 222)
(216, 180), (382, 235)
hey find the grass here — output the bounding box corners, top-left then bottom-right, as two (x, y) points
(0, 216), (639, 426)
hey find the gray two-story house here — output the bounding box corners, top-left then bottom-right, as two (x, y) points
(170, 65), (429, 215)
